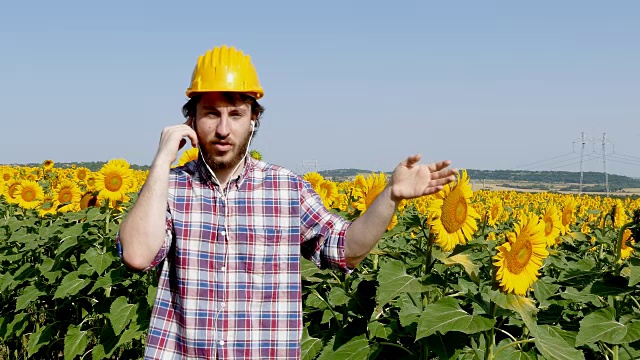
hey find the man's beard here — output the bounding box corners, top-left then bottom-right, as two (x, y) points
(202, 133), (251, 171)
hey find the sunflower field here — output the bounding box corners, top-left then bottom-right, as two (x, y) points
(1, 156), (640, 359)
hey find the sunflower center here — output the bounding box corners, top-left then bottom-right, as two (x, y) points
(105, 173), (123, 192)
(59, 189), (72, 203)
(3, 173), (10, 181)
(544, 219), (553, 236)
(491, 205), (499, 219)
(505, 234), (533, 275)
(562, 209), (572, 226)
(77, 170), (87, 180)
(22, 188), (36, 202)
(441, 188), (467, 233)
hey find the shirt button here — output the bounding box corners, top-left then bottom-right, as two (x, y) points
(219, 340), (225, 346)
(221, 302), (226, 308)
(221, 230), (226, 236)
(221, 266), (226, 271)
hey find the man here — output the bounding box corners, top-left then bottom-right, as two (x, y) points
(116, 45), (457, 359)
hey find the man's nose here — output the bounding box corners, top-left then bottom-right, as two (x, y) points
(215, 116), (231, 138)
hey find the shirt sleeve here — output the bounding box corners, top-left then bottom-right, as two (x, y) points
(115, 204), (174, 272)
(299, 180), (354, 274)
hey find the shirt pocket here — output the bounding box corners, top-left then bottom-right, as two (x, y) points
(246, 228), (281, 274)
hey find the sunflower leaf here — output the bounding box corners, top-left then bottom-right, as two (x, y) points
(439, 253), (480, 282)
(376, 259), (421, 307)
(576, 307), (627, 346)
(64, 324), (88, 360)
(53, 271), (91, 299)
(534, 325), (585, 360)
(301, 327), (323, 360)
(416, 297), (494, 339)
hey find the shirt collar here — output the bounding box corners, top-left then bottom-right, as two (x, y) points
(194, 155), (256, 190)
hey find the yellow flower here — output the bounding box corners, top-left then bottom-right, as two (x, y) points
(613, 199), (629, 228)
(427, 170), (480, 252)
(38, 195), (58, 217)
(54, 180), (81, 213)
(541, 204), (561, 247)
(75, 167), (89, 182)
(303, 172), (324, 190)
(249, 149), (262, 161)
(16, 180), (44, 209)
(621, 229), (635, 260)
(79, 192), (99, 210)
(560, 197), (577, 235)
(96, 161), (132, 202)
(352, 173), (387, 214)
(493, 213), (549, 296)
(387, 214), (398, 232)
(43, 159), (54, 171)
(316, 179), (339, 209)
(178, 148), (199, 167)
(487, 198), (503, 227)
(4, 179), (22, 204)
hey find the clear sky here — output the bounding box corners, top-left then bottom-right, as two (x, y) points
(1, 1), (639, 178)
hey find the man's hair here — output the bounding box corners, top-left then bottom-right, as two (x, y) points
(182, 92), (265, 132)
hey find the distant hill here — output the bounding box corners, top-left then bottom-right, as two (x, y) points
(318, 168), (640, 190)
(10, 161), (150, 172)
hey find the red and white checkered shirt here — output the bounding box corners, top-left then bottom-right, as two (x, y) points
(116, 157), (352, 359)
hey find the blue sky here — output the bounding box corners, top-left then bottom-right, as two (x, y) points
(1, 1), (639, 178)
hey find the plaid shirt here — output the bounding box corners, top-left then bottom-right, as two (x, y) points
(116, 157), (352, 359)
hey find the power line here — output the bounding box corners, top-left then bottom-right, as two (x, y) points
(511, 152), (575, 170)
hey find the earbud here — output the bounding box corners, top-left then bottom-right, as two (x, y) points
(250, 120), (255, 131)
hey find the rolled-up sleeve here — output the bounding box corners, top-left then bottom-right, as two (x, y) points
(299, 181), (354, 274)
(115, 205), (174, 272)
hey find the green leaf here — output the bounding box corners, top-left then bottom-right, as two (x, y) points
(316, 336), (370, 360)
(576, 307), (626, 346)
(618, 322), (640, 344)
(114, 326), (143, 349)
(147, 285), (157, 308)
(53, 271), (91, 299)
(56, 237), (78, 257)
(590, 276), (632, 296)
(108, 296), (138, 335)
(489, 291), (537, 330)
(301, 328), (323, 360)
(5, 312), (29, 339)
(84, 247), (114, 275)
(376, 259), (421, 307)
(416, 297), (494, 339)
(16, 285), (45, 310)
(64, 324), (88, 360)
(532, 277), (560, 303)
(328, 287), (349, 306)
(369, 322), (392, 340)
(560, 286), (601, 306)
(628, 262), (640, 286)
(27, 324), (53, 357)
(535, 325), (585, 360)
(398, 293), (421, 327)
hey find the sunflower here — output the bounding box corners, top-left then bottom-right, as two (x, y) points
(612, 199), (629, 228)
(560, 197), (577, 235)
(249, 149), (262, 161)
(85, 175), (97, 192)
(315, 179), (339, 209)
(96, 162), (132, 202)
(54, 180), (81, 213)
(4, 179), (22, 204)
(352, 173), (387, 214)
(620, 229), (635, 260)
(303, 172), (324, 190)
(493, 213), (549, 296)
(427, 170), (480, 252)
(43, 159), (54, 171)
(487, 198), (503, 227)
(2, 171), (11, 182)
(75, 167), (89, 182)
(541, 204), (561, 247)
(15, 180), (44, 210)
(79, 192), (99, 210)
(178, 148), (199, 167)
(38, 195), (58, 217)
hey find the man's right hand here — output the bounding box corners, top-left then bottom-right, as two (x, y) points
(153, 118), (198, 166)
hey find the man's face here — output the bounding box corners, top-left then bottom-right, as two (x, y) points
(194, 92), (253, 171)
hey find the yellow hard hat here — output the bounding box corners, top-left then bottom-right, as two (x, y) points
(186, 45), (264, 99)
